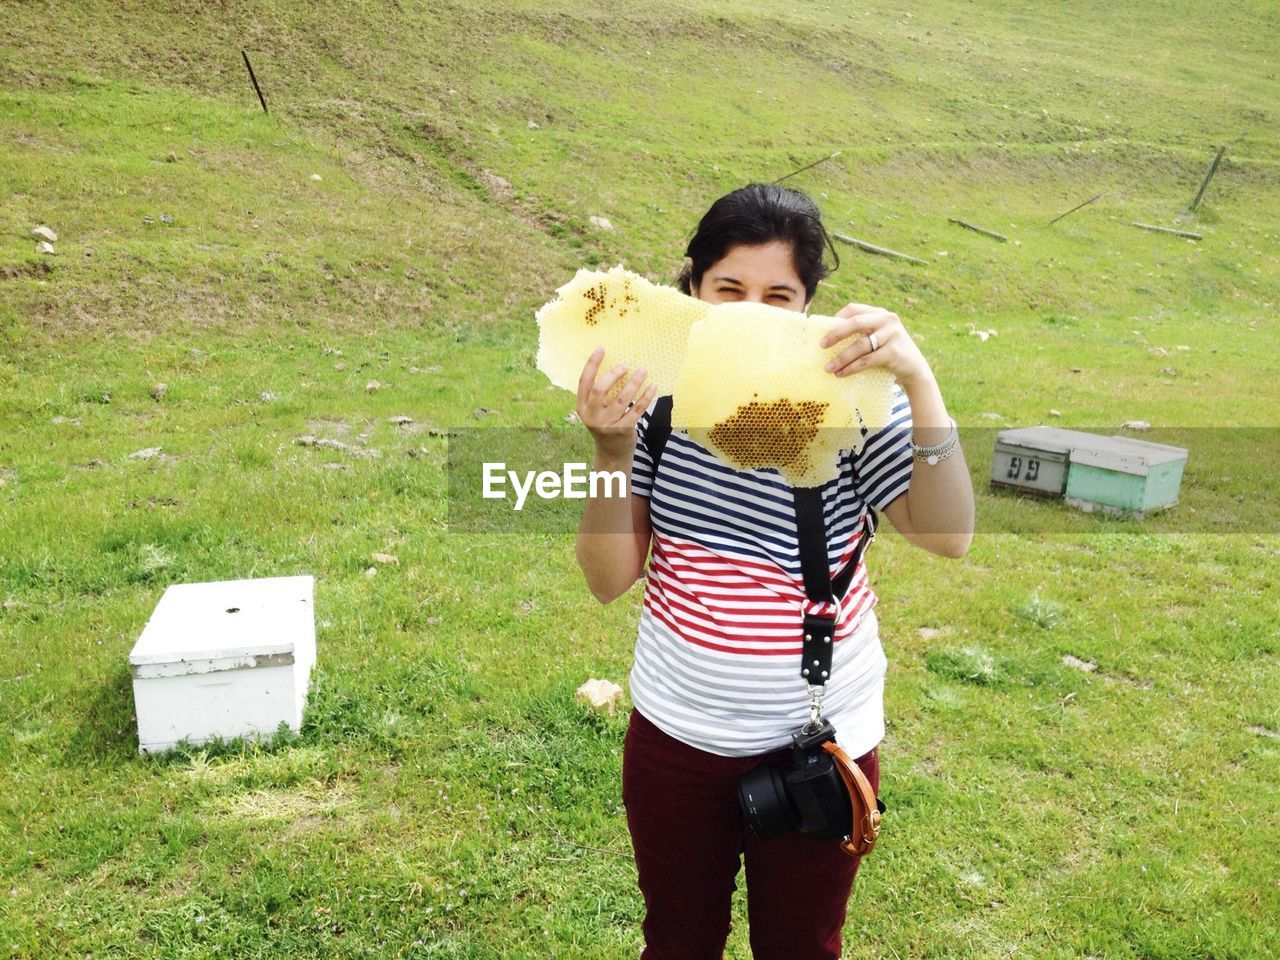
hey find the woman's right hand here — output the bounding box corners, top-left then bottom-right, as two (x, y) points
(576, 346), (657, 461)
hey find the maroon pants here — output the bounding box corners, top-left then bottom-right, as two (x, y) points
(621, 708), (879, 960)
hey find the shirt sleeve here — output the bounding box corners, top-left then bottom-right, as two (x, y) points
(852, 381), (913, 510)
(629, 399), (658, 499)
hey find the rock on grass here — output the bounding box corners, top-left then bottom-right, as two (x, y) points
(576, 678), (624, 714)
(1062, 654), (1098, 672)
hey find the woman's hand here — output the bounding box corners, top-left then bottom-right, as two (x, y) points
(819, 303), (934, 389)
(576, 346), (657, 461)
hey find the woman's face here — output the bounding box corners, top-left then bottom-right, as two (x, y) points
(690, 240), (809, 313)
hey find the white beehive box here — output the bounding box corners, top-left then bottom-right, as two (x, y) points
(129, 575), (316, 755)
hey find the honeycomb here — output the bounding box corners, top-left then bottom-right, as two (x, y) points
(671, 301), (896, 487)
(535, 264), (709, 397)
(535, 267), (896, 487)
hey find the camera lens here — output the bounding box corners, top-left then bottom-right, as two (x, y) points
(738, 762), (799, 838)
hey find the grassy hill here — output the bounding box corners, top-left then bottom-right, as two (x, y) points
(2, 2), (1278, 957)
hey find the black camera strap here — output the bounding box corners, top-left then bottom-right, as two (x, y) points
(794, 486), (872, 688)
(644, 395), (875, 689)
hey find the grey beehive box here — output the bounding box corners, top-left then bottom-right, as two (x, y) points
(129, 575), (316, 755)
(990, 426), (1083, 497)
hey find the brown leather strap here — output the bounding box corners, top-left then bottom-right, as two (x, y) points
(822, 741), (882, 857)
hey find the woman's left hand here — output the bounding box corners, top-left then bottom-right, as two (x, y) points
(819, 303), (933, 389)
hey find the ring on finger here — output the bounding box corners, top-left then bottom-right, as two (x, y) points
(868, 331), (880, 353)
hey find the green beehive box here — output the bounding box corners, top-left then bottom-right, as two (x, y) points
(1064, 436), (1188, 516)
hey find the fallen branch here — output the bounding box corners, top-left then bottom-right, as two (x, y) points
(1046, 193), (1103, 226)
(947, 218), (1007, 242)
(1129, 221), (1203, 241)
(1032, 691), (1078, 712)
(832, 232), (928, 265)
(774, 150), (841, 185)
(241, 50), (269, 114)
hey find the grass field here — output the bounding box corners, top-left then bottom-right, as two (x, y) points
(2, 2), (1279, 957)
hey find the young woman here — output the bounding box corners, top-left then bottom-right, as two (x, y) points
(574, 183), (974, 960)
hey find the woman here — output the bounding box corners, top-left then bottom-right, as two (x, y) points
(574, 183), (974, 960)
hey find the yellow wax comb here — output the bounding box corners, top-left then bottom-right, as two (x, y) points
(535, 266), (896, 487)
(672, 301), (895, 487)
(535, 264), (708, 396)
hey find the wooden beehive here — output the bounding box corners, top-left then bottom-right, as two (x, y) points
(990, 427), (1082, 498)
(1064, 436), (1188, 516)
(129, 575), (316, 755)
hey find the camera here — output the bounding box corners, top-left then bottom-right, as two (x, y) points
(738, 719), (874, 843)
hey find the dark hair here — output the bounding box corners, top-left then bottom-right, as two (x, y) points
(676, 183), (838, 301)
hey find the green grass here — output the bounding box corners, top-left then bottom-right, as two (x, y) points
(3, 1), (1279, 957)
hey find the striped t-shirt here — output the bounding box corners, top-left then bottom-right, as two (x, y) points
(628, 383), (914, 759)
